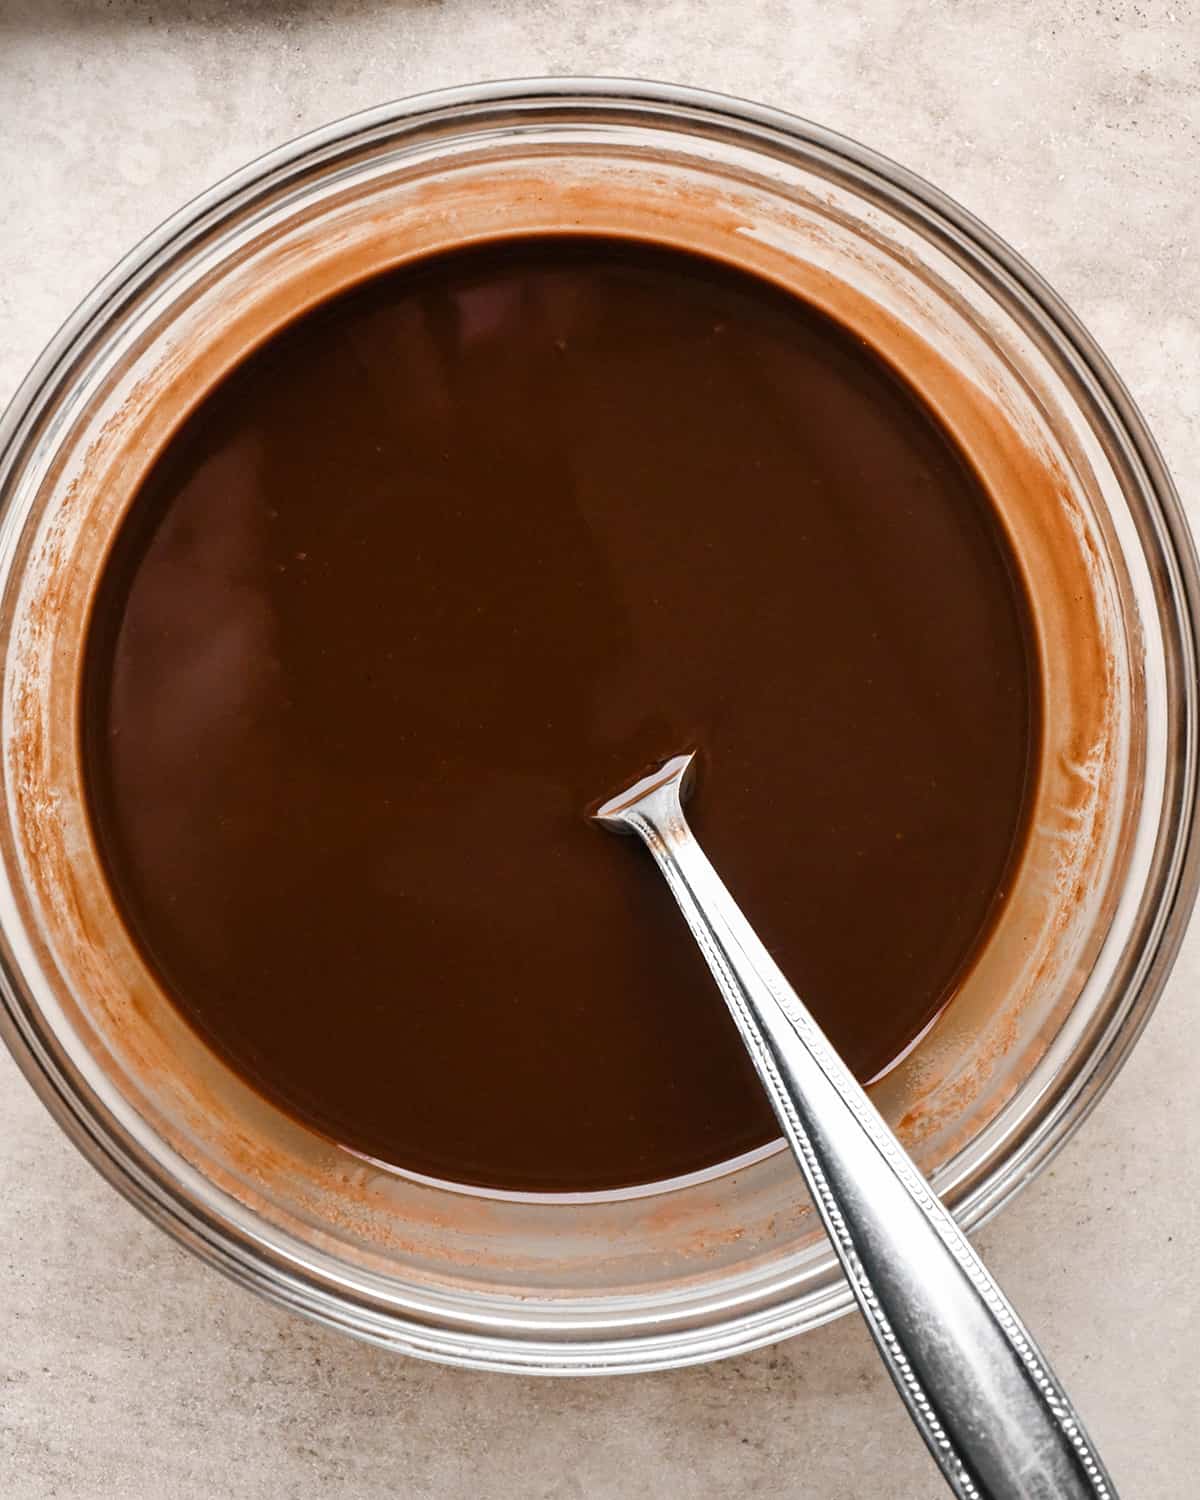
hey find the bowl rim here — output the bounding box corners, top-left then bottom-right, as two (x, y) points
(1, 75), (1197, 1374)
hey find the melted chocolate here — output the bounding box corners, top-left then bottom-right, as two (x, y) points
(82, 237), (1037, 1192)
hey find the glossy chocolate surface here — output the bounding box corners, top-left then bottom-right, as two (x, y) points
(83, 237), (1037, 1191)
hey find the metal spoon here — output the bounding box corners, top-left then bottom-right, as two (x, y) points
(595, 752), (1116, 1500)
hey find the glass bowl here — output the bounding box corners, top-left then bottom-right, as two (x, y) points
(0, 79), (1196, 1373)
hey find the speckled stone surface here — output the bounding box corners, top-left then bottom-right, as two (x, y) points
(1, 4), (1198, 1496)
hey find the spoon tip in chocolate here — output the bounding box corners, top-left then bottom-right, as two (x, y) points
(593, 750), (698, 831)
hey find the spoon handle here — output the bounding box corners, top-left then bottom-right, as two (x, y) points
(599, 756), (1116, 1500)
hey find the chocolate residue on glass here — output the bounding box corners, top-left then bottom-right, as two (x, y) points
(81, 236), (1038, 1193)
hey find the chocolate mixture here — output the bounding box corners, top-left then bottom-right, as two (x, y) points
(82, 237), (1037, 1193)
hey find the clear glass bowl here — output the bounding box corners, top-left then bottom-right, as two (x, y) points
(0, 80), (1196, 1373)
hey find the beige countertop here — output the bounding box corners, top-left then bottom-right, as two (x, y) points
(1, 4), (1197, 1496)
